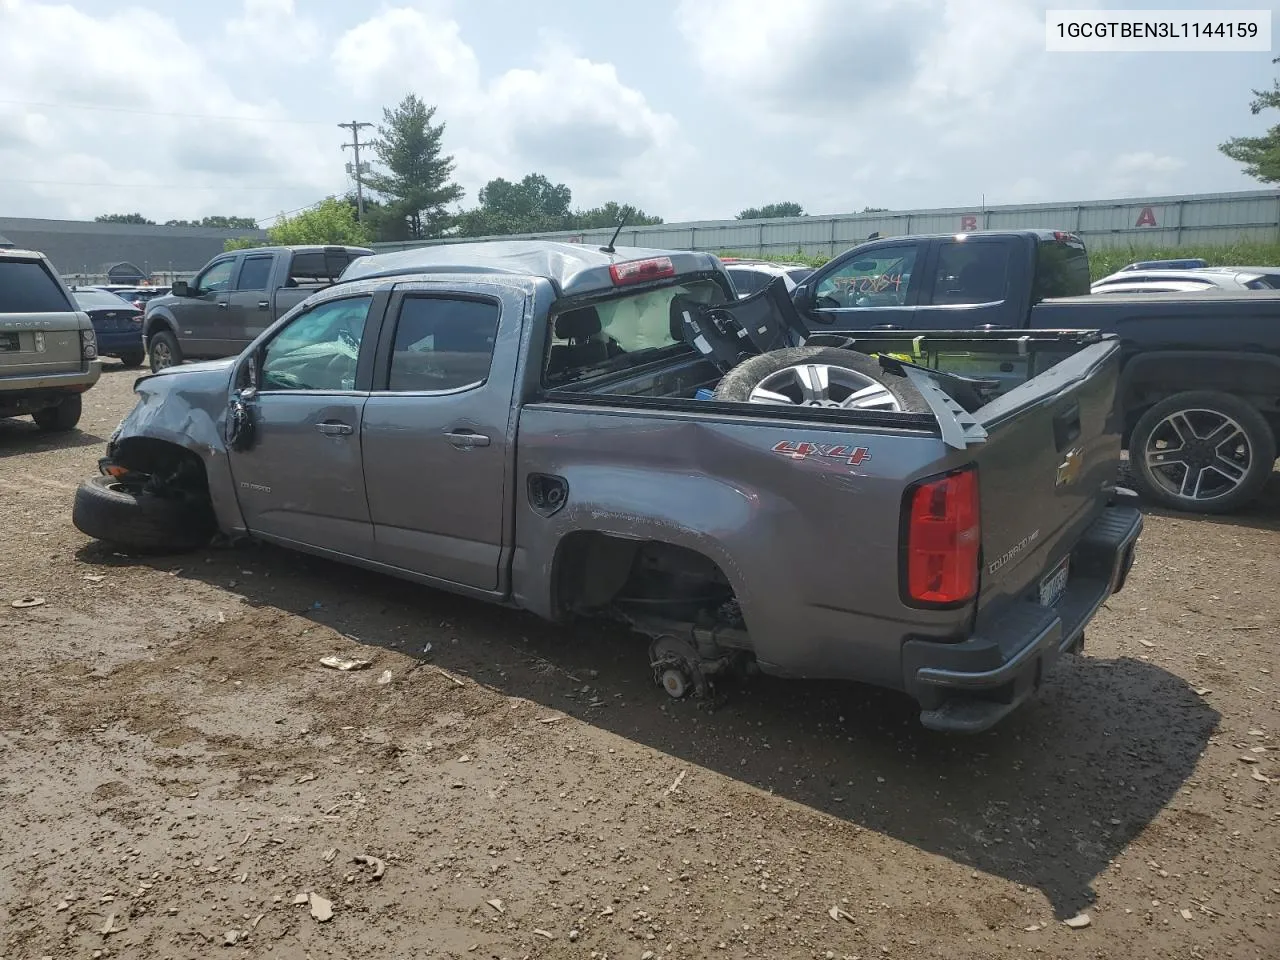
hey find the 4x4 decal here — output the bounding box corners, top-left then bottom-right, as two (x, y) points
(772, 440), (872, 467)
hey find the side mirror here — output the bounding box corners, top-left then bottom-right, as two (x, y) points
(171, 280), (191, 297)
(792, 284), (815, 313)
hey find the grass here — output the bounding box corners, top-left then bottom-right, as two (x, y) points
(718, 243), (1280, 281)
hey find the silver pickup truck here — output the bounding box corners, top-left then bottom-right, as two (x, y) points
(72, 241), (1141, 733)
(1, 248), (101, 431)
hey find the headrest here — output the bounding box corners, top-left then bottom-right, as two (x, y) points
(555, 307), (601, 340)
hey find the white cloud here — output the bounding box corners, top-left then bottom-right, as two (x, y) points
(0, 0), (340, 222)
(1105, 152), (1188, 196)
(224, 0), (322, 64)
(331, 6), (684, 213)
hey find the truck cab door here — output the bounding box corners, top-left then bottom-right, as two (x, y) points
(360, 281), (522, 592)
(910, 236), (1028, 330)
(179, 256), (236, 357)
(228, 291), (382, 560)
(226, 254), (276, 349)
(799, 239), (933, 332)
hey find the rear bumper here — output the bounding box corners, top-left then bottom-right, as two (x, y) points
(0, 362), (101, 398)
(95, 329), (143, 354)
(902, 499), (1143, 734)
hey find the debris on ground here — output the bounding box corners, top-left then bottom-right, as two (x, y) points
(533, 929), (555, 940)
(666, 769), (687, 795)
(353, 854), (387, 880)
(319, 655), (373, 672)
(828, 905), (855, 922)
(322, 848), (337, 863)
(486, 898), (505, 913)
(100, 912), (119, 935)
(308, 892), (334, 922)
(1063, 913), (1091, 929)
(378, 669), (393, 685)
(435, 666), (466, 687)
(223, 930), (245, 946)
(1181, 909), (1194, 921)
(292, 893), (309, 905)
(83, 574), (105, 583)
(11, 597), (45, 608)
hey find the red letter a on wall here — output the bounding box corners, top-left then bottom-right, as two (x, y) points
(1135, 207), (1158, 227)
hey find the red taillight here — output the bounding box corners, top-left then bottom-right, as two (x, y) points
(609, 257), (675, 286)
(1053, 231), (1079, 243)
(903, 466), (980, 606)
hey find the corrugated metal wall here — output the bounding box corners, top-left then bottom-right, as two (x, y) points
(373, 189), (1280, 258)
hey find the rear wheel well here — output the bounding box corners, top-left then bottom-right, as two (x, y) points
(553, 532), (734, 619)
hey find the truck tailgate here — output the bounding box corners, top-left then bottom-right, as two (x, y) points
(971, 338), (1124, 615)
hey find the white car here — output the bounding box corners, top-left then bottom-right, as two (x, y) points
(1088, 279), (1223, 296)
(720, 259), (815, 299)
(1091, 267), (1280, 293)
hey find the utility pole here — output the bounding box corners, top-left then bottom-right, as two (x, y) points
(338, 120), (374, 221)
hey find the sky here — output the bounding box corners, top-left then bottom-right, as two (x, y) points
(0, 0), (1275, 227)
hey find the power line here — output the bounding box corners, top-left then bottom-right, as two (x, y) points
(338, 120), (375, 222)
(0, 98), (332, 125)
(0, 176), (324, 191)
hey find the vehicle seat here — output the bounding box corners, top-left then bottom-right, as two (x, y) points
(547, 307), (621, 377)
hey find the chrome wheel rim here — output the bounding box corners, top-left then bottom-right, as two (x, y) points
(1144, 408), (1251, 502)
(151, 340), (172, 369)
(747, 363), (902, 411)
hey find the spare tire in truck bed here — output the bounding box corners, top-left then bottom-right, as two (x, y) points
(713, 346), (929, 413)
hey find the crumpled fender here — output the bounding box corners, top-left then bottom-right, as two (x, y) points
(109, 359), (247, 533)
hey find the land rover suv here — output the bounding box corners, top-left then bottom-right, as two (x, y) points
(1, 249), (101, 432)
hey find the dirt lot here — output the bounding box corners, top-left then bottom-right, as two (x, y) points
(0, 363), (1277, 960)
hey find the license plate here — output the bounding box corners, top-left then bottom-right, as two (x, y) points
(0, 332), (18, 352)
(1039, 558), (1069, 607)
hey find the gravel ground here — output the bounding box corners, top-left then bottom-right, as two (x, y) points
(1, 363), (1277, 960)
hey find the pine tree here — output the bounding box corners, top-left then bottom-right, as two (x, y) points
(365, 94), (464, 239)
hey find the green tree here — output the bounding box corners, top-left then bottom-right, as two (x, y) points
(1220, 56), (1280, 183)
(165, 215), (260, 229)
(95, 212), (155, 225)
(223, 197), (369, 252)
(455, 173), (573, 236)
(736, 202), (805, 220)
(861, 206), (889, 213)
(569, 201), (663, 230)
(365, 94), (464, 239)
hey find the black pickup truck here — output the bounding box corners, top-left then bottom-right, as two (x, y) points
(791, 230), (1280, 514)
(143, 245), (371, 373)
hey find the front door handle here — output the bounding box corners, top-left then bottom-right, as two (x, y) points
(871, 324), (899, 330)
(316, 420), (354, 436)
(257, 300), (270, 310)
(216, 302), (228, 309)
(445, 429), (491, 449)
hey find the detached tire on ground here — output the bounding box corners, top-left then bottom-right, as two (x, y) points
(713, 346), (929, 413)
(32, 394), (82, 432)
(72, 475), (216, 554)
(1128, 390), (1276, 515)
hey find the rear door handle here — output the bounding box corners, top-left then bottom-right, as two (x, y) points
(445, 429), (491, 449)
(257, 300), (270, 310)
(316, 420), (354, 436)
(216, 302), (228, 309)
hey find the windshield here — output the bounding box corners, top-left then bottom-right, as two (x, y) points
(545, 278), (728, 384)
(75, 290), (135, 309)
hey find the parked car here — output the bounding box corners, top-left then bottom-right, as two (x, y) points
(1086, 280), (1221, 296)
(1, 248), (101, 431)
(142, 245), (372, 372)
(1118, 258), (1209, 271)
(789, 229), (1280, 514)
(72, 289), (145, 367)
(1091, 267), (1280, 293)
(721, 259), (814, 298)
(72, 240), (1141, 733)
(111, 286), (171, 312)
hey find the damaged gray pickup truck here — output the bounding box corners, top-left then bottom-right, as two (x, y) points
(72, 240), (1142, 733)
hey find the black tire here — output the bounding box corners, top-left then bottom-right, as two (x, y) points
(118, 349), (146, 369)
(32, 394), (82, 432)
(1128, 390), (1276, 515)
(714, 346), (929, 413)
(148, 329), (182, 372)
(72, 475), (215, 554)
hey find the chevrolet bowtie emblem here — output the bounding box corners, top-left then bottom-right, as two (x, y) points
(1056, 447), (1084, 487)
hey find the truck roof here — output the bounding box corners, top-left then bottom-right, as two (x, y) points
(340, 240), (724, 297)
(235, 244), (374, 256)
